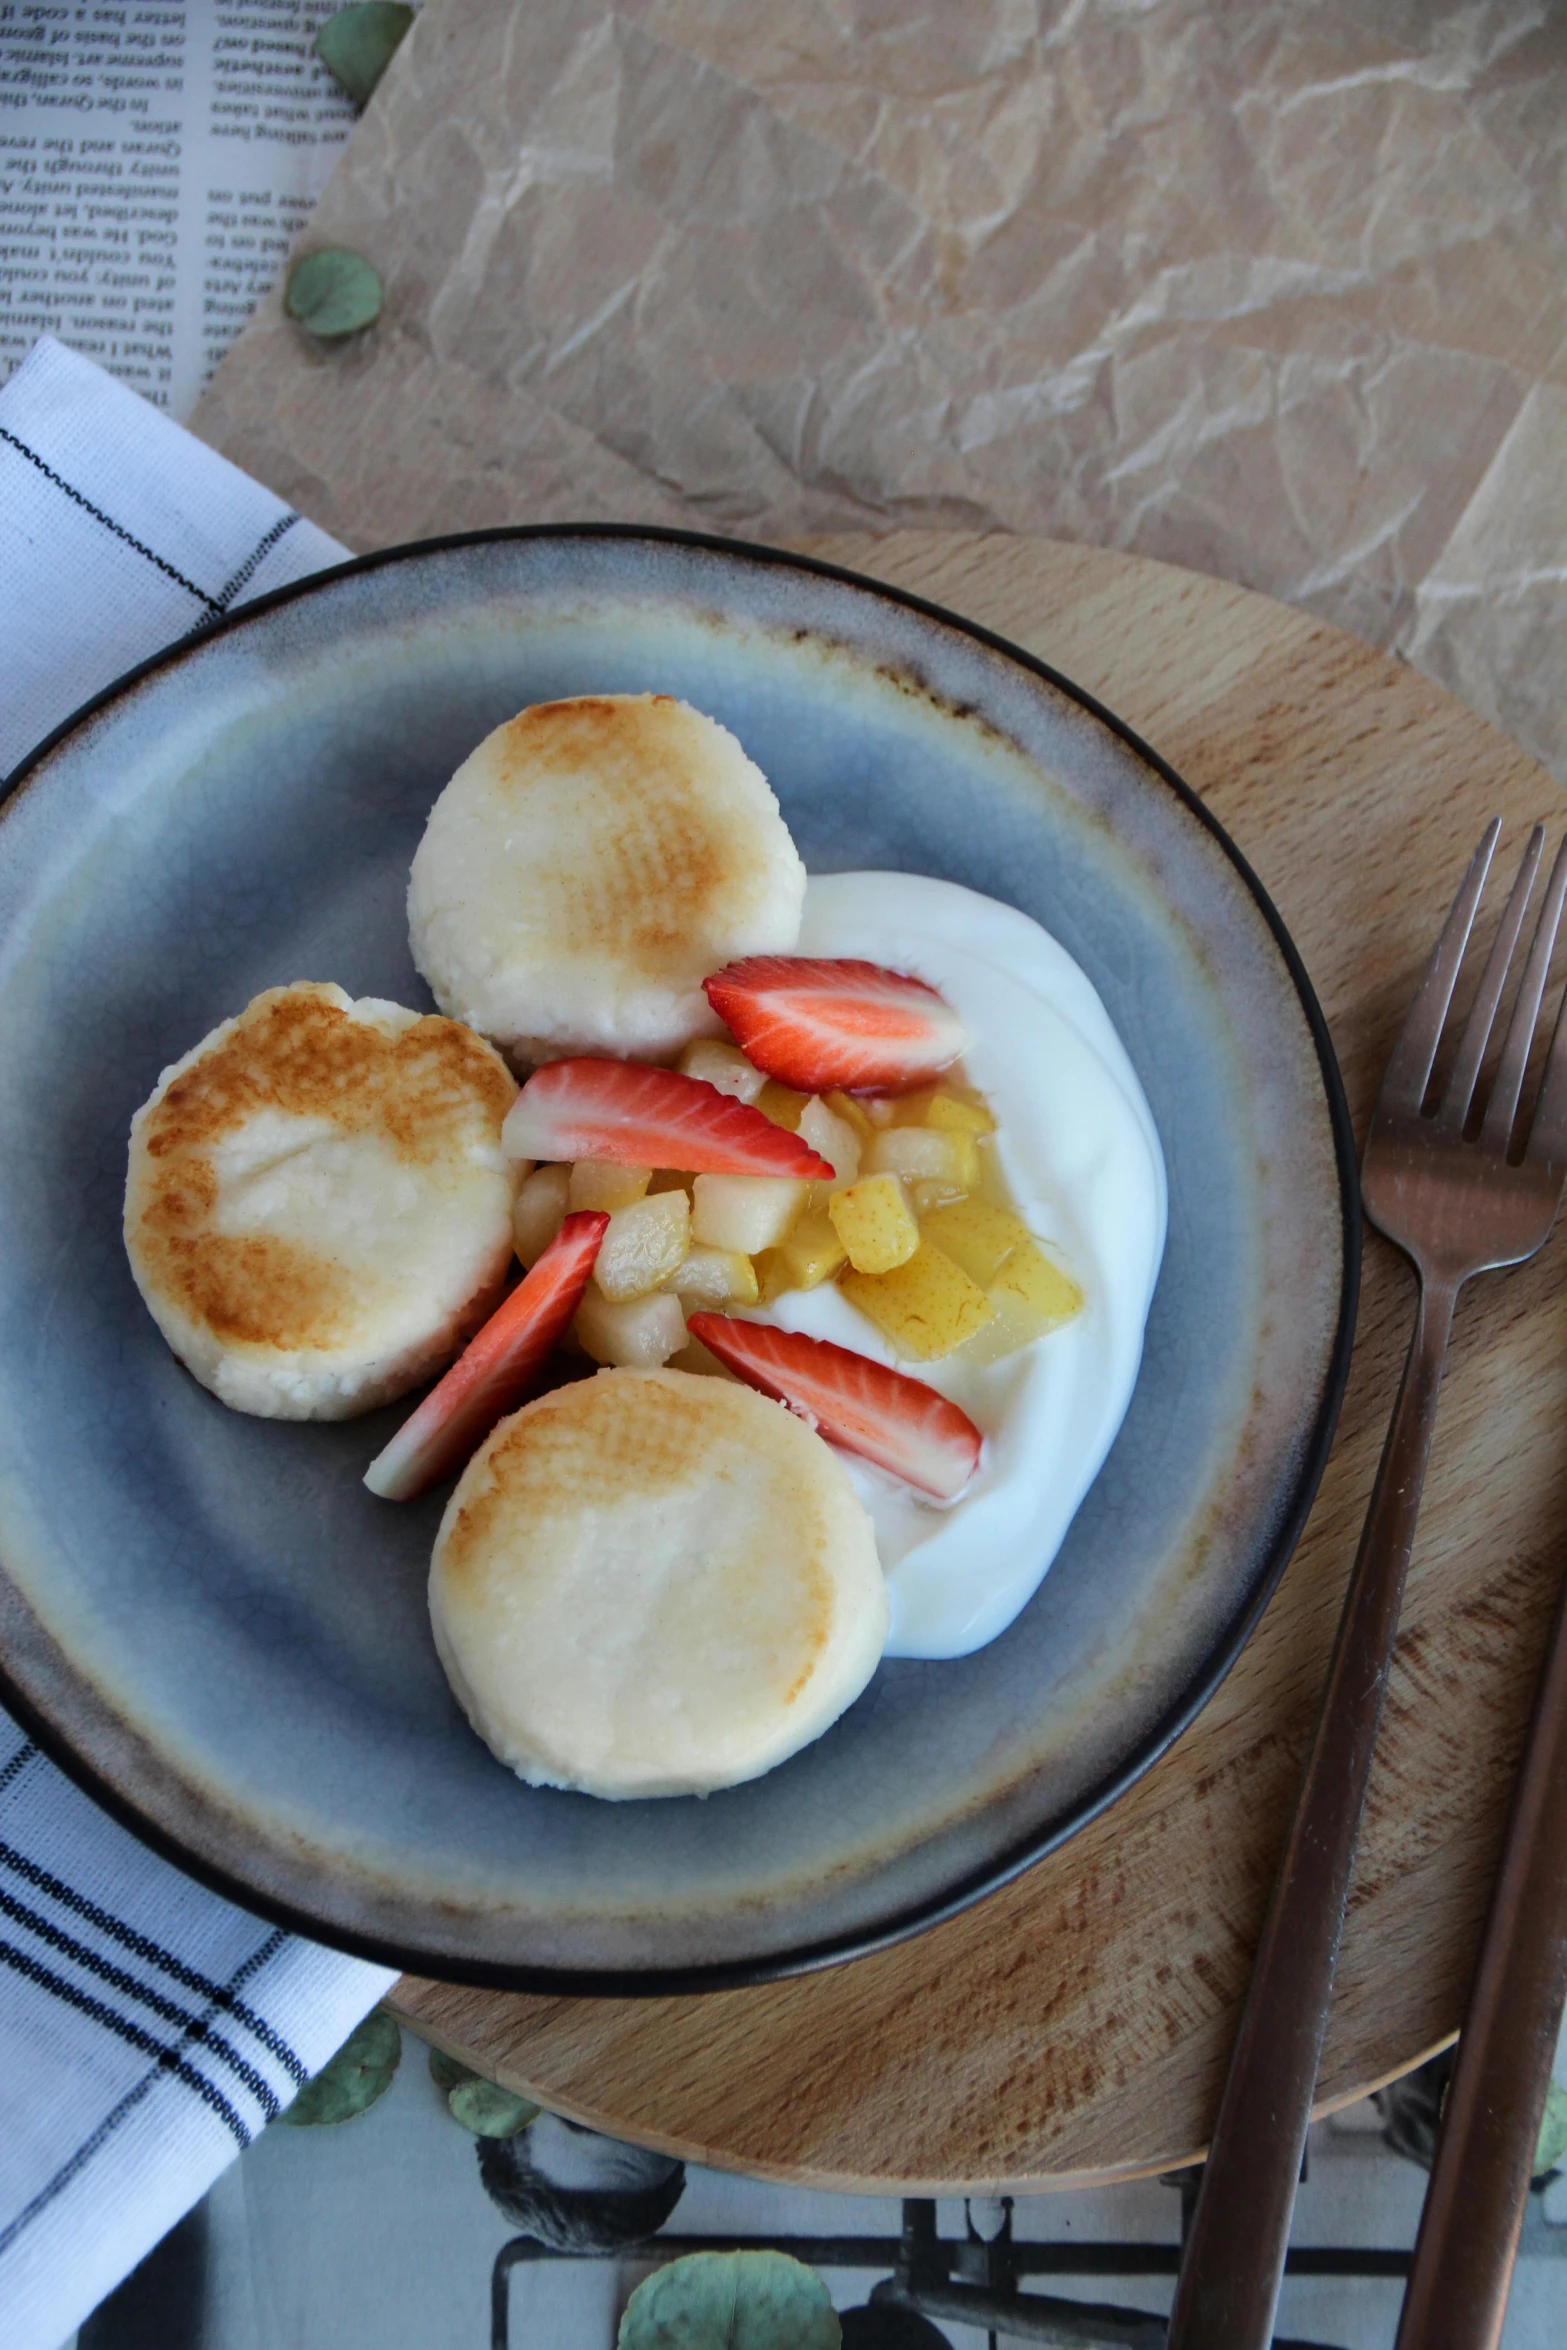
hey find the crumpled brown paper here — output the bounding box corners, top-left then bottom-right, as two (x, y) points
(193, 0), (1567, 786)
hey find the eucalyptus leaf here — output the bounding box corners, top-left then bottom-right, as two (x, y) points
(313, 2), (414, 108)
(282, 2009), (400, 2126)
(1535, 2079), (1567, 2178)
(427, 2045), (477, 2094)
(619, 2251), (840, 2350)
(285, 247), (383, 340)
(446, 2076), (541, 2139)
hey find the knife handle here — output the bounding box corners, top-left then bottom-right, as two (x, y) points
(1394, 1557), (1567, 2350)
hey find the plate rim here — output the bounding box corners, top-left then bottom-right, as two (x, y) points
(0, 522), (1361, 1996)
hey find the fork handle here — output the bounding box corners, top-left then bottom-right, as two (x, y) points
(1166, 1271), (1458, 2350)
(1393, 1551), (1567, 2350)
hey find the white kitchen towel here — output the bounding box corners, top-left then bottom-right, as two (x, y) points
(0, 337), (397, 2350)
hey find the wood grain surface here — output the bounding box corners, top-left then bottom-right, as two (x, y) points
(390, 532), (1567, 2192)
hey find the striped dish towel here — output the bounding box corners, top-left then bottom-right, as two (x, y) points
(0, 337), (397, 2350)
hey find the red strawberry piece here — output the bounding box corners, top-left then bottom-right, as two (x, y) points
(364, 1212), (608, 1501)
(500, 1057), (833, 1178)
(686, 1313), (983, 1502)
(702, 956), (970, 1094)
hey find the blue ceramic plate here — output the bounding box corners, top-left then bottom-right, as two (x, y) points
(0, 530), (1356, 1990)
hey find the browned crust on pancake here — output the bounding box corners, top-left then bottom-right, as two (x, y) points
(130, 986), (515, 1356)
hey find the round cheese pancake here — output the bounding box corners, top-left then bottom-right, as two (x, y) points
(430, 1367), (888, 1798)
(407, 694), (806, 1064)
(125, 982), (518, 1420)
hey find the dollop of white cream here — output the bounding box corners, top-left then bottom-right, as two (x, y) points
(752, 873), (1166, 1660)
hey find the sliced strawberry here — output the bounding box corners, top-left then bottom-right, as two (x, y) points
(365, 1212), (608, 1501)
(686, 1312), (983, 1502)
(501, 1058), (832, 1178)
(703, 957), (970, 1094)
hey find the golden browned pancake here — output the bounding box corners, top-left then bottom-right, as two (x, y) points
(407, 694), (806, 1063)
(430, 1367), (888, 1797)
(125, 982), (518, 1418)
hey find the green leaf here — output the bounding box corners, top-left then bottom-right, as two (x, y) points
(285, 247), (383, 340)
(1535, 2079), (1567, 2178)
(282, 2009), (400, 2126)
(618, 2251), (840, 2350)
(427, 2044), (477, 2093)
(446, 2076), (541, 2138)
(313, 3), (414, 109)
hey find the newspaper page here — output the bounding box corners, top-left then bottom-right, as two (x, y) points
(0, 0), (355, 418)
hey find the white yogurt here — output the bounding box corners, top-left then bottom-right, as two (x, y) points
(750, 873), (1166, 1661)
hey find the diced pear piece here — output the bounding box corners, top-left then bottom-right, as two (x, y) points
(677, 1038), (768, 1103)
(840, 1242), (995, 1361)
(574, 1287), (687, 1368)
(862, 1096), (898, 1127)
(798, 1096), (861, 1187)
(569, 1159), (652, 1213)
(755, 1211), (848, 1303)
(828, 1173), (920, 1275)
(666, 1244), (761, 1309)
(910, 1175), (971, 1215)
(892, 1083), (996, 1136)
(920, 1198), (1032, 1288)
(959, 1237), (1085, 1368)
(690, 1172), (808, 1254)
(758, 1080), (810, 1131)
(593, 1188), (691, 1301)
(865, 1126), (980, 1195)
(513, 1163), (570, 1267)
(823, 1089), (876, 1142)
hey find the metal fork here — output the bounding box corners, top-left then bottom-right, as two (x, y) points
(1166, 820), (1567, 2350)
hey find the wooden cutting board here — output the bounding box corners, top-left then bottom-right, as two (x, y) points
(389, 531), (1567, 2191)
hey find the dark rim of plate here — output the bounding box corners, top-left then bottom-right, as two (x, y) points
(0, 524), (1362, 1997)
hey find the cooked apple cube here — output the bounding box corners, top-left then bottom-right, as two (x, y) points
(690, 1172), (808, 1254)
(798, 1096), (861, 1187)
(666, 1244), (760, 1309)
(865, 1126), (981, 1195)
(840, 1242), (995, 1361)
(919, 1198), (1032, 1288)
(758, 1080), (810, 1131)
(755, 1211), (848, 1303)
(827, 1173), (920, 1275)
(677, 1038), (769, 1103)
(892, 1083), (996, 1136)
(513, 1164), (570, 1267)
(823, 1089), (876, 1142)
(574, 1287), (687, 1368)
(862, 1096), (898, 1127)
(960, 1237), (1085, 1367)
(569, 1159), (653, 1213)
(593, 1189), (691, 1302)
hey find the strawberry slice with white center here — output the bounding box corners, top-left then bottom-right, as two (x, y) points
(501, 1057), (833, 1178)
(686, 1312), (983, 1503)
(702, 956), (970, 1094)
(365, 1211), (608, 1501)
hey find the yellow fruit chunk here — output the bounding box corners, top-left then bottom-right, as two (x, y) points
(798, 1096), (861, 1186)
(920, 1198), (1032, 1288)
(865, 1126), (980, 1195)
(569, 1160), (652, 1213)
(840, 1242), (995, 1361)
(961, 1237), (1085, 1368)
(828, 1173), (920, 1275)
(755, 1211), (848, 1303)
(758, 1080), (810, 1131)
(666, 1244), (760, 1309)
(690, 1173), (808, 1254)
(574, 1287), (687, 1367)
(892, 1083), (996, 1136)
(593, 1189), (691, 1301)
(513, 1164), (569, 1267)
(823, 1090), (875, 1141)
(678, 1038), (767, 1103)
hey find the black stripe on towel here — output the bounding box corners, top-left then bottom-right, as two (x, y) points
(214, 511), (301, 610)
(0, 425), (222, 615)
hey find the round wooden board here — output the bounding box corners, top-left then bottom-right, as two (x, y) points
(389, 532), (1567, 2192)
